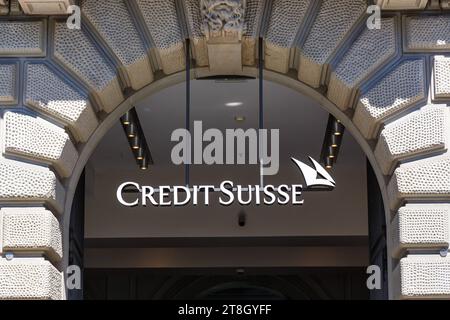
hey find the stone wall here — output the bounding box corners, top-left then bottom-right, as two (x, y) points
(0, 0), (449, 299)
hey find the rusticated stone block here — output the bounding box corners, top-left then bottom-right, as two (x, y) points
(0, 63), (17, 105)
(135, 0), (185, 74)
(264, 43), (291, 74)
(52, 21), (123, 113)
(377, 0), (428, 10)
(264, 0), (311, 73)
(0, 160), (65, 213)
(81, 0), (153, 90)
(0, 258), (63, 300)
(1, 207), (62, 261)
(405, 16), (450, 52)
(298, 0), (366, 88)
(387, 157), (450, 210)
(242, 0), (264, 66)
(328, 17), (397, 110)
(375, 105), (448, 175)
(0, 20), (46, 57)
(433, 56), (450, 100)
(4, 112), (78, 178)
(183, 0), (208, 67)
(391, 204), (450, 258)
(394, 255), (450, 299)
(354, 59), (426, 139)
(25, 63), (98, 143)
(19, 0), (74, 15)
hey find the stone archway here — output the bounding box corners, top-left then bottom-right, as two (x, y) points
(0, 0), (449, 300)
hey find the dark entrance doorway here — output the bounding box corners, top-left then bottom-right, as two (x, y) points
(84, 268), (369, 300)
(69, 78), (388, 300)
(70, 156), (387, 300)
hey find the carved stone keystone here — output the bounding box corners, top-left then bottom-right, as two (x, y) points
(200, 0), (245, 74)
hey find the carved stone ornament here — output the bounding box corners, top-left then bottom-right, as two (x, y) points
(200, 0), (246, 42)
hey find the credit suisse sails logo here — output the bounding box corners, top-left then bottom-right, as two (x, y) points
(116, 122), (336, 207)
(291, 157), (336, 189)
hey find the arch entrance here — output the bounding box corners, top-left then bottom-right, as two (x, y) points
(0, 0), (449, 300)
(72, 75), (386, 300)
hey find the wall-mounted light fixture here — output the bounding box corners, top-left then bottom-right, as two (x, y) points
(120, 108), (154, 170)
(333, 119), (344, 136)
(126, 123), (137, 138)
(140, 155), (149, 170)
(136, 148), (145, 161)
(325, 157), (333, 170)
(121, 112), (132, 125)
(226, 102), (243, 107)
(320, 115), (345, 170)
(130, 136), (140, 150)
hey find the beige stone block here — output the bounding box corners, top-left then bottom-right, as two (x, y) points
(391, 204), (450, 258)
(0, 258), (63, 300)
(0, 160), (65, 214)
(394, 255), (450, 299)
(387, 157), (450, 210)
(192, 38), (209, 67)
(377, 0), (428, 10)
(242, 37), (256, 67)
(1, 207), (62, 262)
(4, 112), (79, 178)
(207, 42), (243, 75)
(264, 43), (290, 74)
(159, 43), (186, 75)
(374, 105), (448, 175)
(25, 63), (98, 143)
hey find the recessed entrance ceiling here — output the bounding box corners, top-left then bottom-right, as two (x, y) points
(85, 80), (368, 240)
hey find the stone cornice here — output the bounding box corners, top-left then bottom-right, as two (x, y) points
(377, 0), (449, 10)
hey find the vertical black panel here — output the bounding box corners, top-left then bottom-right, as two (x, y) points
(68, 171), (85, 300)
(367, 160), (388, 300)
(107, 273), (132, 300)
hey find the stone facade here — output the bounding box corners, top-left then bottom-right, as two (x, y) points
(0, 0), (449, 300)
